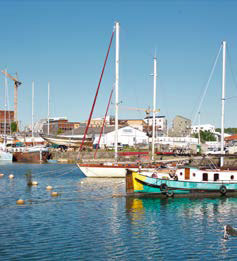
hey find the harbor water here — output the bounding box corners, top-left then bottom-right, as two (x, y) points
(0, 163), (237, 260)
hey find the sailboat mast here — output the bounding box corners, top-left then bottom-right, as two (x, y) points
(114, 21), (120, 161)
(152, 56), (157, 161)
(48, 81), (50, 135)
(220, 41), (226, 167)
(4, 70), (7, 143)
(32, 81), (34, 144)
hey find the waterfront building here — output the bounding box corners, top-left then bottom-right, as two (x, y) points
(191, 124), (215, 134)
(0, 110), (14, 135)
(169, 115), (192, 137)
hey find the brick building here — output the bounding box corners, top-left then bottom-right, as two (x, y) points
(0, 110), (14, 135)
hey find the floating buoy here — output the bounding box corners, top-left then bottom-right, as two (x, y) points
(0, 173), (4, 178)
(16, 199), (25, 205)
(46, 185), (53, 190)
(51, 191), (59, 197)
(81, 181), (84, 184)
(32, 181), (38, 186)
(9, 174), (14, 179)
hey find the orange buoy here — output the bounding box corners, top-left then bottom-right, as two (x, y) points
(16, 199), (25, 205)
(0, 173), (4, 178)
(51, 191), (59, 197)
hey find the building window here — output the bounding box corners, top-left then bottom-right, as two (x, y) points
(203, 173), (208, 181)
(214, 173), (219, 181)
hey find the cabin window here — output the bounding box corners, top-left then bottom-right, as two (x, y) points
(203, 173), (208, 181)
(231, 175), (234, 180)
(214, 173), (219, 181)
(193, 173), (196, 177)
(180, 172), (183, 176)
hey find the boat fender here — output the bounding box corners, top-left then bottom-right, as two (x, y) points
(160, 183), (168, 191)
(166, 190), (174, 197)
(220, 185), (227, 195)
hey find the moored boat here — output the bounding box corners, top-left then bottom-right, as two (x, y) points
(126, 166), (237, 197)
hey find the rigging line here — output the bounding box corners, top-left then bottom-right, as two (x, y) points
(94, 87), (114, 159)
(193, 45), (222, 125)
(79, 27), (115, 154)
(32, 166), (77, 175)
(227, 46), (237, 90)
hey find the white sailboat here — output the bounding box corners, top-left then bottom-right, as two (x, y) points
(77, 22), (160, 177)
(0, 70), (13, 161)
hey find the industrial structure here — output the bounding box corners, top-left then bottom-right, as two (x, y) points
(1, 70), (22, 129)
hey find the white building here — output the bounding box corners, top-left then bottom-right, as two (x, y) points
(93, 126), (149, 147)
(144, 115), (167, 131)
(155, 136), (198, 148)
(191, 124), (215, 134)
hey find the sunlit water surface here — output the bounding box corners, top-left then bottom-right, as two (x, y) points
(0, 163), (237, 260)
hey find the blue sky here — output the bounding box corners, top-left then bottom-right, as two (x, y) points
(1, 0), (237, 129)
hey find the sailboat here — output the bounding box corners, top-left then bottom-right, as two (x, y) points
(10, 81), (51, 163)
(0, 70), (13, 161)
(77, 22), (163, 177)
(126, 41), (237, 197)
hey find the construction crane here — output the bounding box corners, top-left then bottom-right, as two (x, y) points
(1, 70), (22, 129)
(120, 106), (160, 116)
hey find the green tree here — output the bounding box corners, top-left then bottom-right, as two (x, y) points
(57, 128), (63, 135)
(11, 122), (17, 133)
(193, 130), (216, 143)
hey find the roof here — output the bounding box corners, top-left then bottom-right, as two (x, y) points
(63, 126), (116, 135)
(225, 134), (237, 141)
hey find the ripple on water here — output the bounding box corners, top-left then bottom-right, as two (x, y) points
(0, 164), (237, 260)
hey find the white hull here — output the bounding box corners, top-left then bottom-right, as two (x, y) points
(77, 163), (138, 177)
(0, 151), (13, 161)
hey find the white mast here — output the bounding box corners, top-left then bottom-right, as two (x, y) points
(32, 81), (34, 144)
(198, 111), (201, 145)
(48, 81), (50, 135)
(152, 56), (157, 161)
(4, 69), (7, 144)
(220, 41), (226, 167)
(114, 21), (120, 161)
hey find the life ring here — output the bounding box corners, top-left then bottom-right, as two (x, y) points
(220, 185), (227, 195)
(166, 190), (174, 197)
(160, 183), (168, 191)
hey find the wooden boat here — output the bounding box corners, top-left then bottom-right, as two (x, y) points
(40, 134), (92, 148)
(11, 146), (51, 163)
(126, 166), (237, 197)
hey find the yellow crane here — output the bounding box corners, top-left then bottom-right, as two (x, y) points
(1, 70), (22, 129)
(120, 106), (160, 116)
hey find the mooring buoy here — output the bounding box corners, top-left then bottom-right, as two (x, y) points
(9, 174), (14, 179)
(0, 173), (4, 178)
(16, 199), (25, 205)
(46, 185), (53, 190)
(51, 191), (59, 197)
(32, 181), (38, 186)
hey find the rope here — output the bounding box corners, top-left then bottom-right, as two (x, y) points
(32, 165), (77, 176)
(192, 45), (222, 125)
(79, 27), (115, 154)
(94, 88), (114, 158)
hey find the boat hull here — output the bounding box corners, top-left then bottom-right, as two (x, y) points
(0, 151), (13, 161)
(13, 151), (51, 163)
(126, 170), (237, 196)
(77, 163), (139, 178)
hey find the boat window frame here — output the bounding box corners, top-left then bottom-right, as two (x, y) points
(203, 173), (208, 181)
(214, 173), (219, 181)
